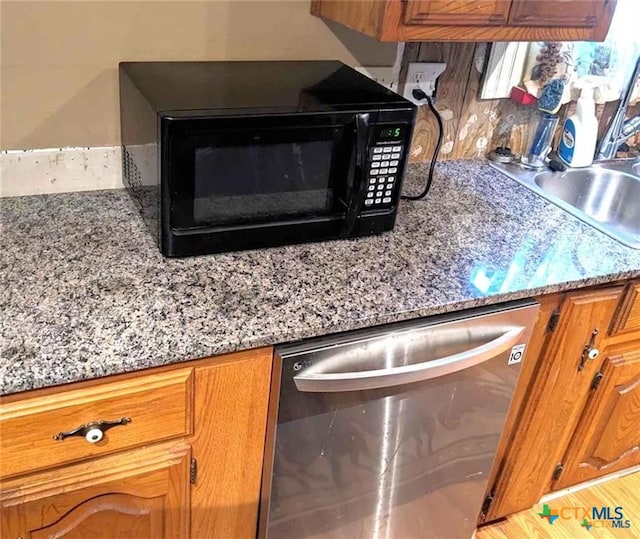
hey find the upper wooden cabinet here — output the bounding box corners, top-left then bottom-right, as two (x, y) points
(311, 0), (617, 42)
(508, 0), (609, 27)
(404, 1), (510, 26)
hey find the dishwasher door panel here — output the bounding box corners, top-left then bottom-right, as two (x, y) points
(265, 301), (538, 539)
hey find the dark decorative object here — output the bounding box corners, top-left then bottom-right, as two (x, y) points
(531, 42), (564, 84)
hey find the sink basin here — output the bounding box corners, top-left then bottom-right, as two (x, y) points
(489, 159), (640, 248)
(534, 169), (640, 238)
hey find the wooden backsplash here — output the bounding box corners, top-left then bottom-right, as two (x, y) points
(403, 42), (640, 163)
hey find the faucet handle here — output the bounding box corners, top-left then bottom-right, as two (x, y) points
(548, 156), (567, 172)
(621, 116), (640, 139)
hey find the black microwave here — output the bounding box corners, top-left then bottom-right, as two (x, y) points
(119, 61), (416, 257)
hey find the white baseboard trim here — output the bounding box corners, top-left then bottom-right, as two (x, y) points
(0, 146), (122, 197)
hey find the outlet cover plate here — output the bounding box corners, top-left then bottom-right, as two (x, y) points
(404, 62), (447, 105)
(355, 66), (398, 92)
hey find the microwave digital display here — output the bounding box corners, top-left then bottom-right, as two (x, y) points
(378, 127), (403, 139)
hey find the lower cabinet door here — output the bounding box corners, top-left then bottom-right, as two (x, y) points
(554, 344), (640, 490)
(479, 286), (624, 522)
(1, 442), (191, 539)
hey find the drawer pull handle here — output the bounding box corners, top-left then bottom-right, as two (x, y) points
(53, 417), (132, 443)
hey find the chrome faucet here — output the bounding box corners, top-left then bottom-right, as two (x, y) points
(595, 54), (640, 160)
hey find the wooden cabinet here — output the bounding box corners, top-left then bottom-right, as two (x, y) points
(480, 280), (640, 524)
(0, 368), (194, 479)
(548, 280), (640, 491)
(1, 443), (191, 539)
(189, 350), (273, 539)
(552, 343), (640, 489)
(311, 0), (617, 42)
(479, 286), (624, 522)
(403, 1), (510, 26)
(0, 347), (273, 539)
(611, 281), (640, 336)
(508, 0), (608, 27)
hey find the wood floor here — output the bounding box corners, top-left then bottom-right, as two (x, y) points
(477, 471), (640, 538)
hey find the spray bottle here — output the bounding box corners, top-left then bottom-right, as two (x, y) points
(558, 79), (602, 168)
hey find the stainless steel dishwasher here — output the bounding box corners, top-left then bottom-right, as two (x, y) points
(260, 300), (539, 539)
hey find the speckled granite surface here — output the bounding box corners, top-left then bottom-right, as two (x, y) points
(2, 161), (640, 395)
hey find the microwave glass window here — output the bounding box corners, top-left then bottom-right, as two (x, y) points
(193, 140), (337, 226)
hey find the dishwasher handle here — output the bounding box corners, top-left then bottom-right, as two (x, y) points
(293, 326), (525, 393)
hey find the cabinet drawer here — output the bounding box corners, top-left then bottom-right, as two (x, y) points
(0, 368), (193, 478)
(610, 281), (640, 336)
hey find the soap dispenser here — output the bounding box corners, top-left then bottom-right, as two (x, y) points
(558, 83), (599, 168)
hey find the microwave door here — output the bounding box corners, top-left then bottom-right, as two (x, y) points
(340, 113), (370, 236)
(176, 124), (350, 229)
(164, 111), (391, 255)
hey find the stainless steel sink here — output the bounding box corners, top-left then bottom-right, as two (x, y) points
(489, 159), (640, 248)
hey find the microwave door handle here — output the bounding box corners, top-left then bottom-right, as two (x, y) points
(293, 326), (525, 393)
(340, 112), (370, 236)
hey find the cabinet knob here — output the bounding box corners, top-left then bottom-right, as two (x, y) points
(53, 417), (131, 443)
(85, 427), (104, 444)
(578, 329), (600, 371)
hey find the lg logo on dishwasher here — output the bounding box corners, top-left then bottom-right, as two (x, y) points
(508, 344), (526, 365)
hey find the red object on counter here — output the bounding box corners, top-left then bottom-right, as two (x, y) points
(510, 86), (538, 105)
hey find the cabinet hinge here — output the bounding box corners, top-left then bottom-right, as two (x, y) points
(480, 493), (495, 519)
(552, 463), (564, 481)
(547, 309), (561, 333)
(591, 371), (604, 390)
(190, 457), (198, 484)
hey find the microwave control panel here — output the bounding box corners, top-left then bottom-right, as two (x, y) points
(364, 139), (404, 209)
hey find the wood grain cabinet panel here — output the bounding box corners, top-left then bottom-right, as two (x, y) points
(553, 345), (640, 489)
(610, 281), (640, 336)
(189, 348), (273, 539)
(1, 442), (191, 539)
(311, 0), (616, 41)
(479, 294), (563, 522)
(480, 286), (624, 523)
(508, 0), (608, 27)
(404, 0), (510, 25)
(0, 347), (273, 539)
(0, 368), (194, 479)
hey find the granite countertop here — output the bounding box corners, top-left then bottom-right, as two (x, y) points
(2, 161), (640, 396)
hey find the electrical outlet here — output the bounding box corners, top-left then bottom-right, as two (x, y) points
(404, 62), (447, 105)
(355, 66), (398, 92)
